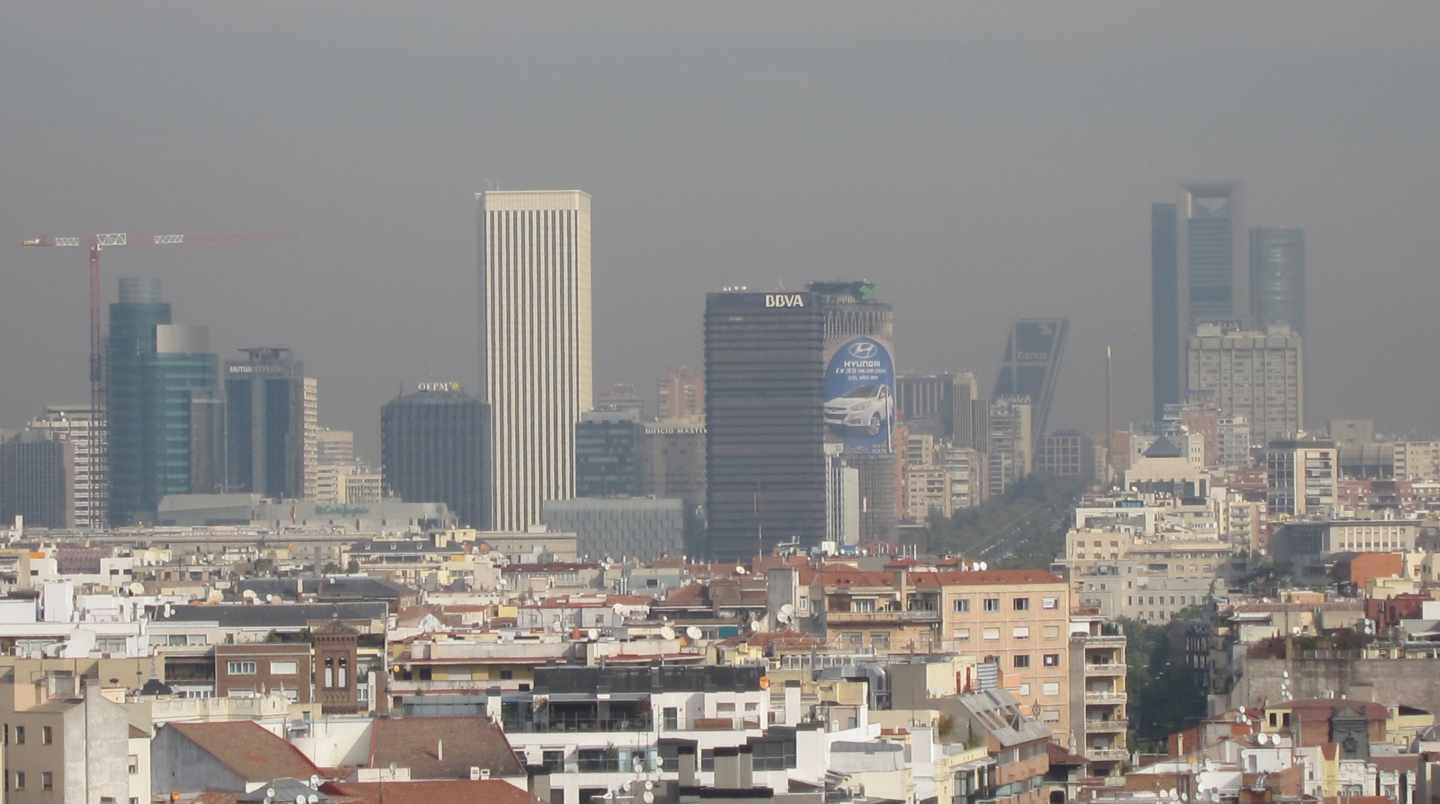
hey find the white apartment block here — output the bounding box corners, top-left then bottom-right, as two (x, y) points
(478, 190), (593, 531)
(1394, 442), (1440, 481)
(26, 405), (107, 529)
(303, 377), (319, 500)
(1187, 326), (1302, 447)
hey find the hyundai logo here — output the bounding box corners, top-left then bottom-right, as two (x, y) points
(848, 341), (877, 359)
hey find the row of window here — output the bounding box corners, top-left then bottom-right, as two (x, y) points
(1, 724), (53, 745)
(227, 660), (300, 676)
(953, 625), (1062, 642)
(1015, 682), (1062, 698)
(951, 595), (1059, 613)
(3, 771), (53, 793)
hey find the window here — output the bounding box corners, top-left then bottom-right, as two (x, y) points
(870, 632), (890, 651)
(953, 628), (971, 641)
(500, 670), (514, 681)
(129, 755), (140, 775)
(663, 707), (679, 730)
(542, 750), (565, 773)
(1013, 654), (1030, 669)
(41, 772), (52, 791)
(983, 628), (1000, 641)
(1042, 596), (1058, 610)
(1043, 625), (1060, 639)
(1043, 653), (1060, 668)
(1013, 597), (1029, 611)
(1043, 682), (1060, 696)
(270, 661), (298, 675)
(41, 726), (52, 745)
(14, 726), (24, 745)
(1013, 626), (1030, 640)
(717, 702), (735, 714)
(14, 772), (24, 791)
(952, 598), (970, 613)
(983, 598), (1000, 613)
(227, 661), (257, 675)
(338, 658), (348, 688)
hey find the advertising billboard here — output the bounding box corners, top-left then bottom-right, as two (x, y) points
(823, 336), (895, 453)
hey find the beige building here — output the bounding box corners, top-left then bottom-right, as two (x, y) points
(1394, 441), (1440, 481)
(1265, 437), (1338, 517)
(987, 397), (1033, 496)
(1187, 325), (1302, 446)
(904, 465), (952, 521)
(920, 569), (1072, 739)
(302, 377), (319, 500)
(0, 674), (137, 804)
(1069, 615), (1128, 773)
(477, 190), (593, 531)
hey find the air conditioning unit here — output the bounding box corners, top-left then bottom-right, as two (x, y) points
(480, 769), (491, 780)
(469, 767), (481, 781)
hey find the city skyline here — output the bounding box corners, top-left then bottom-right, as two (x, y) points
(5, 5), (1440, 452)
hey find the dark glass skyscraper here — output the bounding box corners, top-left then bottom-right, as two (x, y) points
(704, 291), (824, 560)
(106, 277), (219, 524)
(1151, 202), (1180, 424)
(225, 347), (305, 499)
(381, 385), (489, 529)
(1250, 227), (1306, 337)
(992, 317), (1069, 438)
(575, 411), (643, 498)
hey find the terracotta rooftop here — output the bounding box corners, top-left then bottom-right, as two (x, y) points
(169, 721), (321, 782)
(322, 780), (534, 804)
(368, 716), (524, 780)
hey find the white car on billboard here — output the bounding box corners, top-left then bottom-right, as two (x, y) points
(823, 383), (893, 437)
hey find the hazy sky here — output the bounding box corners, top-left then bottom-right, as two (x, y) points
(4, 2), (1440, 458)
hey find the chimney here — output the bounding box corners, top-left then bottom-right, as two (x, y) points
(677, 743), (698, 788)
(784, 680), (802, 726)
(737, 744), (753, 789)
(526, 765), (551, 803)
(714, 747), (740, 789)
(437, 738), (444, 762)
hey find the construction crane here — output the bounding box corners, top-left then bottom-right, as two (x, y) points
(19, 230), (284, 529)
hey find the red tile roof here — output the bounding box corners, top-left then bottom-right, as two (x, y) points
(322, 780), (534, 804)
(169, 721), (321, 782)
(368, 717), (524, 780)
(910, 569), (1064, 587)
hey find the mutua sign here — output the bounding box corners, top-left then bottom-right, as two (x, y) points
(765, 294), (806, 308)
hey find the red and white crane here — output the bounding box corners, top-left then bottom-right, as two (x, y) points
(19, 230), (285, 528)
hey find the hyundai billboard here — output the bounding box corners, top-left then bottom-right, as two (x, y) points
(823, 336), (895, 452)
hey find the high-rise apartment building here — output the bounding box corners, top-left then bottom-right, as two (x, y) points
(813, 280), (897, 544)
(225, 347), (306, 500)
(380, 384), (489, 528)
(595, 382), (645, 420)
(1152, 181), (1248, 423)
(942, 446), (987, 511)
(705, 290), (825, 560)
(303, 376), (319, 500)
(106, 277), (220, 524)
(896, 371), (983, 447)
(992, 318), (1068, 438)
(1035, 430), (1094, 482)
(477, 190), (593, 531)
(575, 411), (643, 498)
(640, 416), (707, 550)
(1187, 325), (1302, 446)
(0, 432), (72, 529)
(657, 366), (704, 419)
(26, 406), (106, 529)
(987, 397), (1033, 497)
(1394, 442), (1440, 482)
(1265, 437), (1338, 517)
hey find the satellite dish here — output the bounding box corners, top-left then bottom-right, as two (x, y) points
(645, 781), (654, 791)
(978, 561), (988, 571)
(779, 603), (795, 619)
(735, 566), (747, 574)
(660, 626), (676, 640)
(612, 603), (625, 615)
(295, 795), (307, 804)
(643, 793), (655, 804)
(686, 626), (702, 640)
(242, 589), (258, 602)
(310, 775), (321, 789)
(587, 628), (599, 641)
(265, 594), (276, 603)
(128, 582), (145, 596)
(265, 789), (276, 800)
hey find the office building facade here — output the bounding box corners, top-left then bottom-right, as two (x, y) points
(0, 432), (72, 529)
(477, 190), (593, 530)
(26, 405), (106, 529)
(1152, 181), (1248, 423)
(1187, 325), (1302, 446)
(542, 497), (686, 562)
(987, 397), (1033, 497)
(1250, 227), (1305, 337)
(992, 318), (1069, 438)
(575, 411), (643, 498)
(315, 429), (355, 468)
(657, 365), (704, 419)
(1265, 437), (1338, 518)
(896, 371), (983, 447)
(380, 385), (489, 528)
(225, 347), (306, 499)
(106, 277), (220, 524)
(705, 290), (825, 560)
(1035, 430), (1094, 482)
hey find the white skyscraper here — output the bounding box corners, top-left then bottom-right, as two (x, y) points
(477, 190), (593, 530)
(303, 377), (319, 500)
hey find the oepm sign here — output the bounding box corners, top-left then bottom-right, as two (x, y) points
(822, 336), (895, 452)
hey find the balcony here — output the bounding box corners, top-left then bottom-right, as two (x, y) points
(1085, 747), (1129, 763)
(1084, 690), (1127, 704)
(1085, 719), (1128, 733)
(1084, 662), (1126, 676)
(825, 609), (940, 625)
(502, 717), (655, 734)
